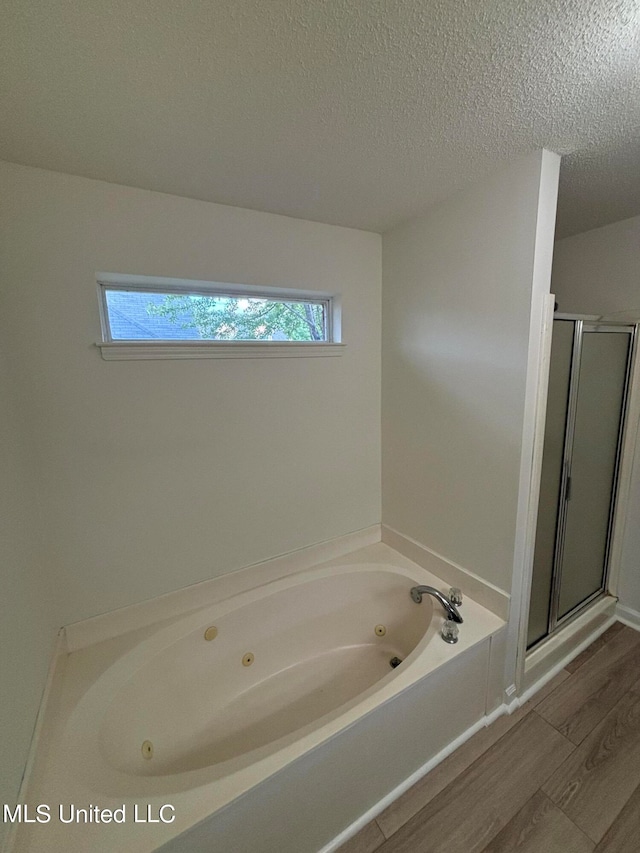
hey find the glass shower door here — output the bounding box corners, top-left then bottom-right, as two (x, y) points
(527, 320), (574, 647)
(555, 328), (632, 621)
(527, 319), (635, 649)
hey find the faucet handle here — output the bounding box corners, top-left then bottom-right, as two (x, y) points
(449, 587), (463, 607)
(441, 620), (459, 644)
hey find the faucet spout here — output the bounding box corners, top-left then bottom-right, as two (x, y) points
(410, 585), (463, 623)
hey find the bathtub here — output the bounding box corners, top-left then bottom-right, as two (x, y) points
(17, 550), (504, 853)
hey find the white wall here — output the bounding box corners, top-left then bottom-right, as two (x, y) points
(0, 345), (57, 846)
(553, 215), (640, 616)
(382, 151), (559, 595)
(0, 161), (381, 814)
(553, 215), (640, 319)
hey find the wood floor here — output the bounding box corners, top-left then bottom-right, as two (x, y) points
(338, 622), (640, 853)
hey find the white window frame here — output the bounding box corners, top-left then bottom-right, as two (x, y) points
(96, 273), (343, 360)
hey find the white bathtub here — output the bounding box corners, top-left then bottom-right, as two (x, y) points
(17, 549), (504, 853)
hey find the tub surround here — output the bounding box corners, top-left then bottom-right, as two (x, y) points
(380, 526), (513, 714)
(63, 525), (382, 653)
(381, 525), (511, 621)
(15, 542), (504, 853)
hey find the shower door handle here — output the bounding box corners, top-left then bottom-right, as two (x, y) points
(561, 462), (572, 502)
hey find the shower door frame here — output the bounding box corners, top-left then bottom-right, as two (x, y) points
(536, 316), (638, 647)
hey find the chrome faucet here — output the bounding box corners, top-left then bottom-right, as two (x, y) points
(410, 586), (463, 623)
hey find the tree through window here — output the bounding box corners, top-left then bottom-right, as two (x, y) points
(100, 284), (332, 343)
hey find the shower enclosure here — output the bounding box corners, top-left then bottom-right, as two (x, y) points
(527, 317), (637, 649)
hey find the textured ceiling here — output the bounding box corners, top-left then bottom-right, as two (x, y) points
(1, 0), (638, 236)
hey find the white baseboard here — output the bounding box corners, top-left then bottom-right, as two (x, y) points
(318, 703), (511, 853)
(381, 525), (510, 620)
(65, 525), (381, 652)
(616, 602), (640, 630)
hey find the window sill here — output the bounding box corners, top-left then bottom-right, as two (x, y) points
(97, 341), (346, 361)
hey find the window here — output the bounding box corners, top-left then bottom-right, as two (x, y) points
(96, 275), (343, 360)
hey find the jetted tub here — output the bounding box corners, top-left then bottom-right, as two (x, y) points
(99, 569), (434, 781)
(18, 555), (504, 853)
(71, 565), (436, 797)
